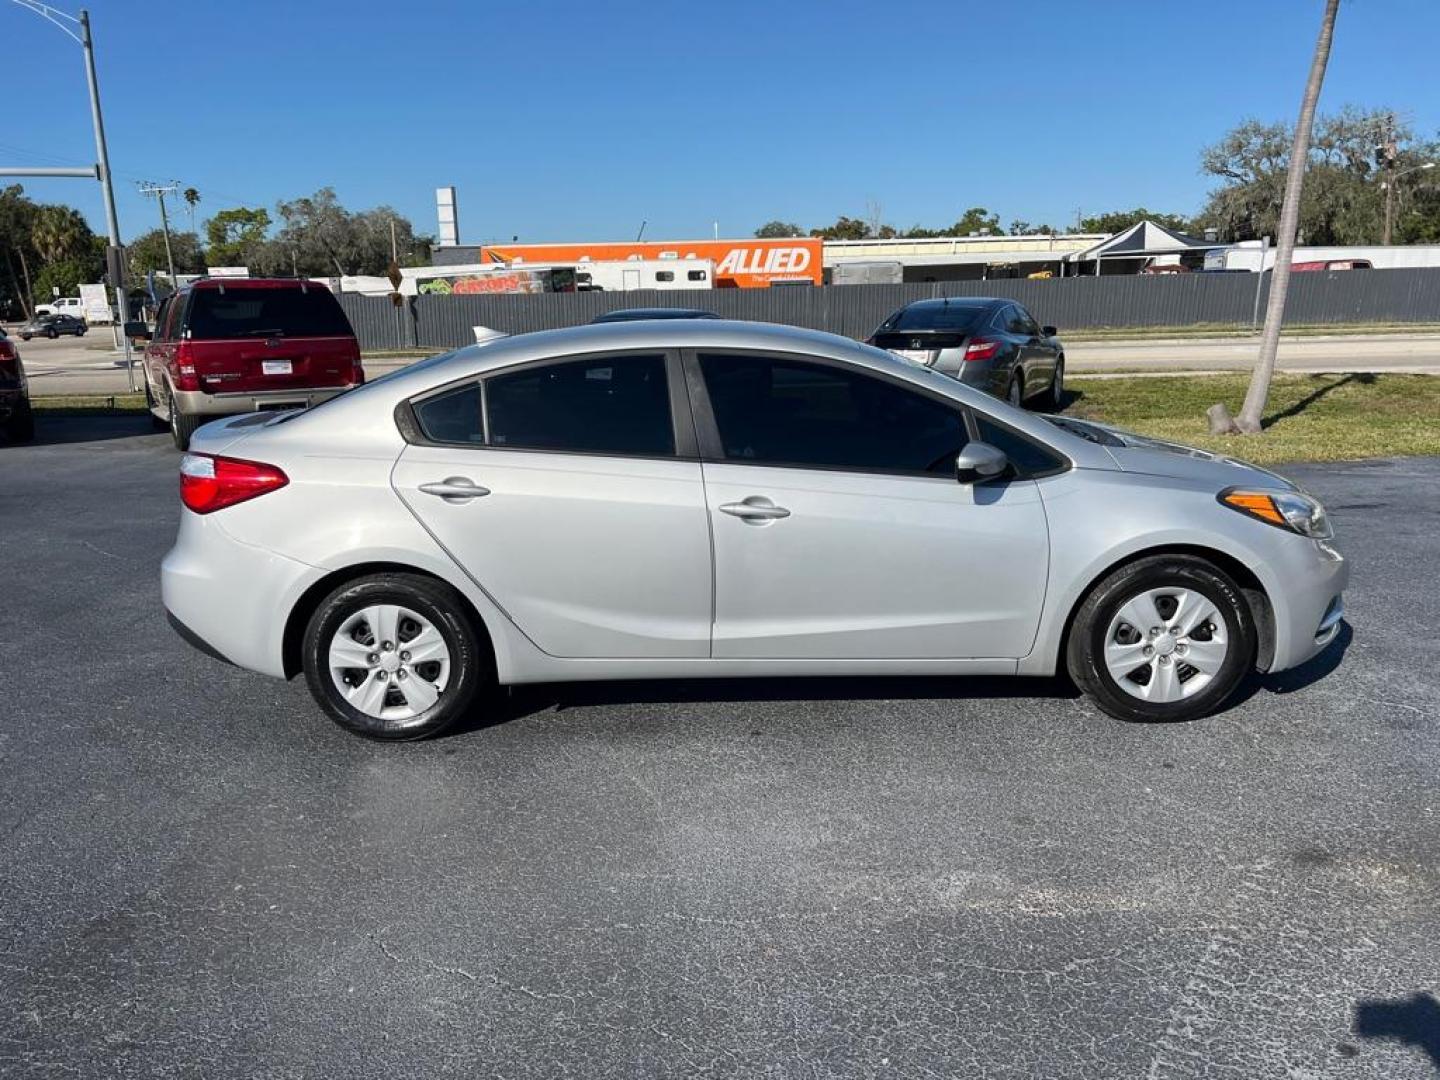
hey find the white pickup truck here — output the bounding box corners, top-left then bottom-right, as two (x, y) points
(34, 296), (85, 318)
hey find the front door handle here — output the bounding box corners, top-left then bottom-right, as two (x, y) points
(719, 496), (791, 522)
(419, 476), (491, 503)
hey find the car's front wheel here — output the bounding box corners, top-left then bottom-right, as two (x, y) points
(302, 573), (487, 740)
(46, 328), (57, 339)
(1048, 357), (1065, 411)
(1067, 554), (1255, 723)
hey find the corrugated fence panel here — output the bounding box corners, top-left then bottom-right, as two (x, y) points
(338, 268), (1440, 352)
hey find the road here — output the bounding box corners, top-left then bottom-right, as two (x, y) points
(12, 330), (1440, 397)
(1, 417), (1437, 1078)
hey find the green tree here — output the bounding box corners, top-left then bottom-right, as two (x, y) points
(128, 228), (206, 279)
(263, 188), (429, 276)
(1077, 208), (1193, 235)
(1008, 220), (1056, 236)
(809, 215), (873, 240)
(948, 207), (1003, 236)
(1197, 106), (1438, 245)
(754, 220), (804, 238)
(32, 255), (102, 305)
(182, 187), (201, 233)
(0, 185), (41, 317)
(30, 204), (94, 263)
(204, 207), (271, 267)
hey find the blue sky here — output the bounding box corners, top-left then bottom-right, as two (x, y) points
(2, 0), (1436, 245)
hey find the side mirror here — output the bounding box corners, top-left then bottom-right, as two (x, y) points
(124, 321), (152, 341)
(1041, 325), (1058, 337)
(955, 441), (1009, 484)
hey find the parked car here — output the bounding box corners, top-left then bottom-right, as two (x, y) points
(0, 327), (34, 442)
(867, 297), (1064, 410)
(19, 313), (87, 340)
(140, 277), (364, 450)
(161, 320), (1346, 741)
(591, 307), (721, 324)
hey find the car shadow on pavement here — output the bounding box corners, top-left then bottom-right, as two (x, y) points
(452, 673), (1083, 736)
(1352, 991), (1440, 1071)
(1244, 621), (1352, 701)
(5, 412), (162, 448)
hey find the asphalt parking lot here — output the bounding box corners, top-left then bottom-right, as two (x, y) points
(2, 417), (1437, 1079)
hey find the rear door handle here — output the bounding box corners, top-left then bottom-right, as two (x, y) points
(419, 476), (490, 503)
(719, 497), (791, 522)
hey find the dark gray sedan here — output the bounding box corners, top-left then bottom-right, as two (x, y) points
(868, 297), (1064, 410)
(19, 313), (87, 340)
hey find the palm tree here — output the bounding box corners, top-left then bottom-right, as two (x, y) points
(1214, 0), (1341, 435)
(30, 204), (91, 263)
(183, 187), (201, 234)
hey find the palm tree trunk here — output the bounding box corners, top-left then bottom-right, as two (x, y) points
(1233, 0), (1340, 433)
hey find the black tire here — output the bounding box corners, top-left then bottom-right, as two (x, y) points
(1048, 356), (1065, 411)
(46, 328), (57, 339)
(77, 328), (86, 337)
(167, 387), (202, 450)
(1066, 554), (1256, 723)
(20, 334), (30, 341)
(5, 402), (35, 443)
(302, 573), (487, 740)
(1006, 372), (1024, 408)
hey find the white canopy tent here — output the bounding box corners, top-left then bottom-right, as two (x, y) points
(1064, 220), (1228, 275)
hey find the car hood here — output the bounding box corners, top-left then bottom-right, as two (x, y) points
(1056, 417), (1297, 491)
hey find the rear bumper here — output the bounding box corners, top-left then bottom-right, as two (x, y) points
(161, 509), (324, 678)
(0, 389), (26, 419)
(172, 385), (354, 417)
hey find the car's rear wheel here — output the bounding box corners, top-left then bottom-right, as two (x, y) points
(4, 402), (35, 443)
(1067, 554), (1255, 723)
(1006, 372), (1024, 408)
(143, 379), (169, 431)
(166, 385), (202, 450)
(302, 573), (486, 740)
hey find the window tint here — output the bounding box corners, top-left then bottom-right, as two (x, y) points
(687, 269), (707, 281)
(186, 286), (353, 340)
(655, 271), (675, 282)
(881, 302), (990, 332)
(486, 354), (673, 457)
(700, 354), (967, 474)
(974, 414), (1066, 476)
(415, 381), (484, 444)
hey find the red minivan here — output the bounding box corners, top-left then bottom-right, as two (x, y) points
(142, 278), (364, 450)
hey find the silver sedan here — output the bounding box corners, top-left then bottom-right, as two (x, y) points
(161, 321), (1347, 740)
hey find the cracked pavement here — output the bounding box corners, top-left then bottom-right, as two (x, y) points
(1, 417), (1437, 1078)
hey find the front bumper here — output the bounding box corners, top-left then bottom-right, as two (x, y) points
(172, 384), (353, 417)
(1265, 537), (1349, 672)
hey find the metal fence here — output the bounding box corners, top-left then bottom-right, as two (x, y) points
(338, 267), (1440, 352)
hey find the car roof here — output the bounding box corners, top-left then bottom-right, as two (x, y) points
(593, 307), (720, 321)
(182, 277), (334, 293)
(900, 297), (1004, 311)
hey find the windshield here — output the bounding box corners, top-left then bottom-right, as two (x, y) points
(186, 286), (353, 340)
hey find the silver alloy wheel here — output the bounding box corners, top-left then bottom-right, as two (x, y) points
(328, 604), (452, 721)
(1103, 587), (1228, 703)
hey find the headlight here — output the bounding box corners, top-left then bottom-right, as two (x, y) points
(1219, 488), (1333, 539)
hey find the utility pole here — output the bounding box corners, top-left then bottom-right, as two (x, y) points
(138, 181), (181, 288)
(1378, 113), (1399, 245)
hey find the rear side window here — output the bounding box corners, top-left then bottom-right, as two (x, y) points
(485, 354), (673, 457)
(700, 354), (967, 475)
(414, 382), (483, 444)
(186, 287), (353, 340)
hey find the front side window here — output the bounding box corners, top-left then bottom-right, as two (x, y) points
(699, 354), (967, 475)
(485, 354), (674, 457)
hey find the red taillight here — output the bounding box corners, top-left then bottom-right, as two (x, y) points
(962, 338), (1002, 362)
(173, 341), (200, 391)
(180, 454), (288, 514)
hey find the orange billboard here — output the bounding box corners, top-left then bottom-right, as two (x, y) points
(480, 237), (822, 289)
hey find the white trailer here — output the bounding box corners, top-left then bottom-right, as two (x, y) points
(1221, 242), (1440, 272)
